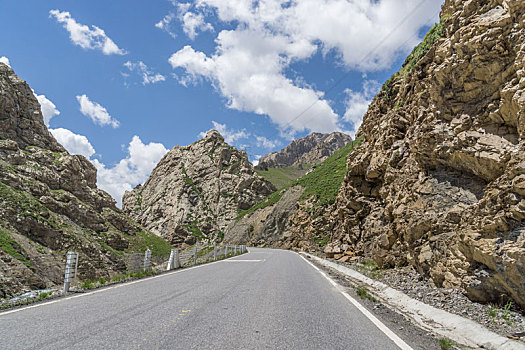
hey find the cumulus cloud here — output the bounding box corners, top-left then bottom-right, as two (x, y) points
(33, 92), (60, 126)
(76, 94), (120, 128)
(155, 13), (178, 39)
(0, 56), (10, 67)
(169, 0), (442, 135)
(92, 136), (168, 206)
(343, 80), (381, 135)
(199, 121), (249, 144)
(51, 128), (168, 206)
(180, 11), (213, 40)
(123, 61), (166, 85)
(49, 128), (95, 158)
(256, 136), (279, 149)
(49, 9), (127, 55)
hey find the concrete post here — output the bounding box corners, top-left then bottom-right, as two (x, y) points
(214, 246), (217, 261)
(63, 251), (78, 293)
(225, 245), (229, 256)
(174, 248), (180, 268)
(194, 246), (197, 265)
(167, 249), (175, 271)
(234, 245), (238, 255)
(144, 249), (152, 271)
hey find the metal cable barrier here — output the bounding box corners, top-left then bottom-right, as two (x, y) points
(1, 244), (247, 299)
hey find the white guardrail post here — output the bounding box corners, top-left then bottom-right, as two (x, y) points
(144, 249), (151, 271)
(63, 251), (79, 293)
(174, 248), (180, 268)
(193, 246), (197, 265)
(167, 249), (175, 271)
(234, 245), (238, 255)
(225, 245), (229, 256)
(214, 246), (217, 261)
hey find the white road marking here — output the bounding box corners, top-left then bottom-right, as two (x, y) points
(224, 259), (265, 262)
(298, 254), (414, 350)
(0, 253), (245, 316)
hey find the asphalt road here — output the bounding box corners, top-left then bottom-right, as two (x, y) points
(0, 248), (406, 350)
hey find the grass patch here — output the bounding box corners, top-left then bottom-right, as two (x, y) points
(381, 16), (448, 101)
(238, 137), (362, 219)
(256, 165), (310, 189)
(296, 137), (362, 206)
(438, 338), (454, 350)
(127, 230), (172, 259)
(0, 225), (30, 266)
(356, 286), (377, 302)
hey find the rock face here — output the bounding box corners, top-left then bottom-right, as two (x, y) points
(0, 63), (170, 299)
(122, 130), (276, 245)
(255, 132), (351, 170)
(328, 0), (525, 308)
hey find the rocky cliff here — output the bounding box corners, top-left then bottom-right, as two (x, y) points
(0, 63), (171, 298)
(122, 130), (276, 245)
(327, 0), (525, 308)
(255, 132), (352, 170)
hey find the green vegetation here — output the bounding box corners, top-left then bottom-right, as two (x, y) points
(356, 286), (377, 302)
(256, 165), (310, 189)
(296, 137), (362, 206)
(313, 233), (330, 247)
(0, 226), (30, 266)
(126, 230), (173, 258)
(381, 15), (448, 101)
(438, 338), (454, 350)
(237, 186), (291, 220)
(488, 300), (514, 325)
(238, 137), (363, 219)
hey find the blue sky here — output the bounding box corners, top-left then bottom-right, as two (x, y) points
(1, 0), (443, 204)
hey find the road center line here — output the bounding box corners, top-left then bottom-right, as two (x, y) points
(298, 254), (414, 350)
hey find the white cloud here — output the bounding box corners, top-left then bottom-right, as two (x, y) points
(155, 13), (178, 39)
(33, 92), (60, 126)
(49, 128), (95, 159)
(51, 128), (169, 206)
(92, 136), (168, 206)
(343, 80), (381, 136)
(49, 9), (127, 55)
(0, 56), (10, 67)
(180, 11), (213, 40)
(76, 94), (120, 128)
(124, 61), (166, 85)
(169, 0), (442, 135)
(256, 136), (279, 149)
(199, 121), (249, 144)
(252, 155), (261, 167)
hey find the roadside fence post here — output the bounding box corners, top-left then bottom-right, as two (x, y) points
(174, 248), (180, 268)
(225, 245), (229, 256)
(144, 248), (151, 271)
(214, 246), (217, 261)
(167, 249), (175, 271)
(63, 251), (79, 293)
(194, 246), (197, 265)
(234, 245), (238, 255)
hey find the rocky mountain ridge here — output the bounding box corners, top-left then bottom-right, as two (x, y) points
(0, 63), (171, 298)
(255, 132), (352, 170)
(122, 130), (275, 245)
(225, 0), (525, 310)
(328, 0), (525, 308)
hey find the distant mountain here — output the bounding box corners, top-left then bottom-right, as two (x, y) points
(255, 132), (352, 171)
(122, 130), (276, 245)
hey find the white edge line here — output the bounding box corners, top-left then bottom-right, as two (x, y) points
(0, 253), (246, 316)
(298, 254), (413, 350)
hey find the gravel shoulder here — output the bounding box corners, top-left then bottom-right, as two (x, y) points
(307, 253), (525, 345)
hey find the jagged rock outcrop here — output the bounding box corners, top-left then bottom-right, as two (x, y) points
(326, 0), (525, 308)
(0, 63), (170, 299)
(122, 130), (276, 245)
(255, 132), (351, 170)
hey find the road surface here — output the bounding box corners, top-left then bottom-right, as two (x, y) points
(0, 248), (409, 349)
